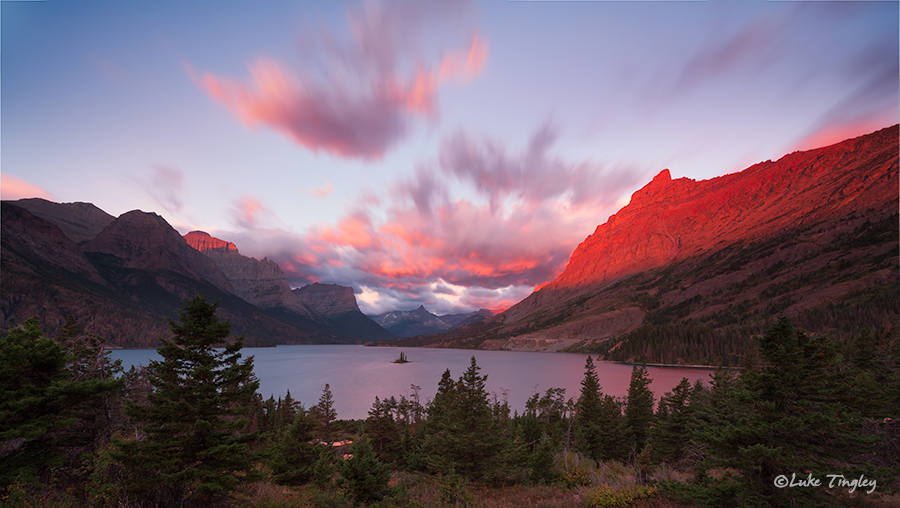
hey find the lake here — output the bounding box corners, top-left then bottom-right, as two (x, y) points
(110, 345), (717, 420)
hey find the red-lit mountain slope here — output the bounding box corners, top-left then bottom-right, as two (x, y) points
(382, 125), (899, 365)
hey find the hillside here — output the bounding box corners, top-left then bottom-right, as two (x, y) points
(1, 206), (350, 347)
(378, 126), (900, 365)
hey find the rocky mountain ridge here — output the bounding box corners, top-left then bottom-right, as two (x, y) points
(2, 207), (348, 346)
(371, 305), (493, 338)
(11, 197), (115, 244)
(379, 125), (899, 364)
(184, 230), (324, 322)
(293, 283), (394, 341)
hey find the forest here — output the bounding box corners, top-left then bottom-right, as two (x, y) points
(1, 295), (898, 508)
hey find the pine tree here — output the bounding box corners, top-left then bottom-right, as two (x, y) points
(311, 383), (338, 445)
(648, 377), (692, 464)
(269, 407), (324, 485)
(573, 355), (604, 460)
(690, 318), (880, 506)
(624, 364), (654, 455)
(339, 438), (392, 504)
(420, 358), (504, 481)
(0, 318), (122, 486)
(114, 296), (260, 507)
(366, 396), (402, 465)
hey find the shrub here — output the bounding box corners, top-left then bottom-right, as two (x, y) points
(583, 484), (657, 508)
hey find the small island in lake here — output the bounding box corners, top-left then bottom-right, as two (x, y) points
(393, 351), (410, 364)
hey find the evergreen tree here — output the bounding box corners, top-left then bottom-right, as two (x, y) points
(573, 356), (604, 460)
(366, 396), (402, 465)
(420, 358), (504, 481)
(0, 318), (121, 486)
(311, 383), (338, 445)
(689, 318), (879, 507)
(596, 394), (627, 461)
(624, 364), (654, 455)
(648, 377), (692, 464)
(269, 407), (324, 485)
(114, 296), (260, 507)
(339, 438), (392, 504)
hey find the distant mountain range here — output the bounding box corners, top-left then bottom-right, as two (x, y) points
(370, 306), (493, 338)
(1, 201), (394, 347)
(378, 125), (899, 365)
(4, 126), (897, 358)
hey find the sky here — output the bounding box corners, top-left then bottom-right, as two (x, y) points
(2, 0), (898, 316)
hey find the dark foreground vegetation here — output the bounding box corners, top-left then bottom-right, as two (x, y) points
(2, 296), (898, 507)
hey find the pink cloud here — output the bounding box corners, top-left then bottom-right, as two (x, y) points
(1, 174), (57, 201)
(192, 1), (486, 160)
(230, 195), (269, 229)
(311, 182), (334, 199)
(225, 125), (642, 314)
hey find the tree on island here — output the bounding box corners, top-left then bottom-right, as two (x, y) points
(113, 295), (260, 507)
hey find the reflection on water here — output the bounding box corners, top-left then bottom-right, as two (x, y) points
(111, 345), (718, 420)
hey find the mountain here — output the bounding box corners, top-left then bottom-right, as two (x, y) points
(10, 197), (115, 244)
(293, 283), (394, 341)
(183, 230), (356, 341)
(2, 206), (349, 347)
(371, 306), (493, 338)
(379, 125), (899, 365)
(83, 211), (235, 294)
(2, 202), (171, 345)
(184, 231), (325, 321)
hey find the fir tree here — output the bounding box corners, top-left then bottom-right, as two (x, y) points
(366, 396), (402, 465)
(420, 358), (504, 481)
(311, 383), (338, 445)
(573, 355), (604, 460)
(269, 407), (324, 485)
(114, 296), (260, 507)
(339, 438), (392, 504)
(0, 318), (122, 486)
(648, 377), (692, 464)
(624, 364), (654, 455)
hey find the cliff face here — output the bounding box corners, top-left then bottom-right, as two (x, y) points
(10, 198), (115, 244)
(549, 125), (899, 292)
(294, 283), (395, 341)
(381, 125), (899, 363)
(294, 283), (360, 316)
(183, 231), (238, 253)
(83, 212), (234, 294)
(184, 231), (326, 322)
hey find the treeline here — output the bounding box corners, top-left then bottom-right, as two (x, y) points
(2, 296), (898, 507)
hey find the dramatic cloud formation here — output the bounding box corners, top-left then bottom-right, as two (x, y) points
(0, 174), (57, 201)
(193, 1), (487, 159)
(229, 125), (642, 315)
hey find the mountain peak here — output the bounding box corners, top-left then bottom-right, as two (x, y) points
(185, 230), (238, 253)
(542, 125), (899, 293)
(82, 210), (234, 293)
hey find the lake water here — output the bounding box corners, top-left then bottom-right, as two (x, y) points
(110, 345), (717, 420)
